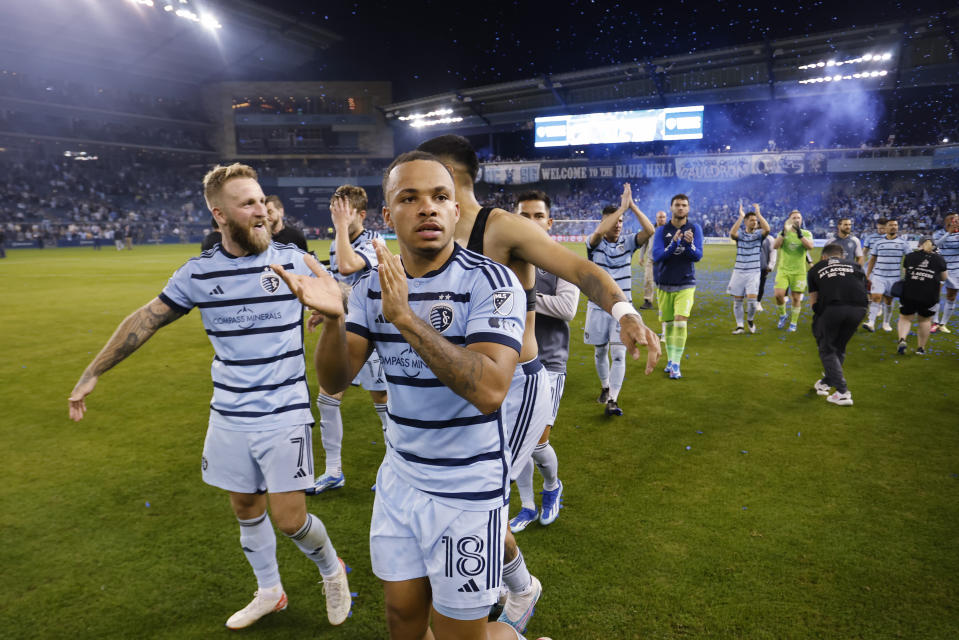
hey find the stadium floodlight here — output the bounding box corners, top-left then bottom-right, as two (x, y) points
(409, 116), (464, 128)
(200, 13), (221, 30)
(882, 53), (892, 60)
(398, 108), (454, 122)
(944, 138), (950, 143)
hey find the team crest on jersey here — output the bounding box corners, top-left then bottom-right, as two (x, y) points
(493, 290), (514, 316)
(260, 269), (281, 294)
(429, 303), (454, 332)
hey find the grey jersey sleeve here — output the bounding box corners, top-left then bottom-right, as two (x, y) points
(535, 277), (579, 322)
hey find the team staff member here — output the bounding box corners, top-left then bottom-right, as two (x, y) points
(807, 243), (868, 406)
(897, 236), (948, 355)
(266, 195), (309, 251)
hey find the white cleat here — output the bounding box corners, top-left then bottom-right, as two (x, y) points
(813, 379), (831, 396)
(226, 587), (288, 629)
(323, 558), (352, 626)
(826, 391), (853, 406)
(497, 575), (542, 634)
(881, 322), (893, 332)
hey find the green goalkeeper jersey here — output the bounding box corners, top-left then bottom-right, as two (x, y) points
(779, 228), (813, 273)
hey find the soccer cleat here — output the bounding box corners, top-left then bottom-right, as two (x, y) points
(539, 480), (563, 526)
(755, 302), (764, 312)
(509, 507), (540, 533)
(731, 326), (745, 334)
(225, 588), (288, 629)
(862, 322), (875, 332)
(322, 558), (352, 626)
(596, 387), (609, 404)
(639, 299), (654, 310)
(814, 379), (831, 396)
(938, 325), (952, 334)
(307, 472), (345, 495)
(826, 391), (853, 406)
(777, 315), (789, 329)
(881, 322), (893, 332)
(930, 323), (939, 333)
(897, 339), (907, 355)
(605, 399), (623, 416)
(669, 363), (682, 380)
(659, 333), (666, 343)
(916, 346), (926, 355)
(664, 360), (673, 374)
(747, 320), (756, 334)
(788, 323), (797, 332)
(497, 575), (542, 634)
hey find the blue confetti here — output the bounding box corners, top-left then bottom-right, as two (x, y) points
(145, 502), (150, 507)
(685, 445), (691, 450)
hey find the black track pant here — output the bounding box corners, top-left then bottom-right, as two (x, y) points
(812, 305), (866, 394)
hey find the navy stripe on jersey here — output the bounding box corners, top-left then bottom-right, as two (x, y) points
(423, 487), (506, 501)
(367, 331), (466, 345)
(197, 294), (298, 308)
(366, 290), (471, 303)
(191, 263), (294, 280)
(206, 320), (301, 337)
(388, 411), (500, 429)
(396, 449), (502, 467)
(465, 332), (522, 352)
(453, 250), (513, 290)
(734, 230), (763, 272)
(587, 234), (639, 302)
(212, 374), (307, 394)
(385, 374), (446, 387)
(214, 348), (303, 366)
(158, 292), (191, 315)
(871, 237), (908, 277)
(211, 402), (312, 418)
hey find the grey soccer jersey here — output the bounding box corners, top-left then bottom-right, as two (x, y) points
(733, 229), (764, 272)
(345, 244), (525, 511)
(586, 232), (640, 307)
(534, 267), (577, 374)
(159, 242), (317, 431)
(832, 235), (863, 262)
(330, 228), (381, 285)
(935, 231), (959, 272)
(870, 236), (909, 279)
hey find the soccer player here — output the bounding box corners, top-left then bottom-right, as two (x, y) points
(652, 194), (704, 379)
(932, 212), (959, 334)
(808, 243), (868, 406)
(861, 217), (888, 266)
(266, 195), (309, 251)
(272, 151), (531, 640)
(832, 217), (864, 265)
(898, 236), (948, 354)
(310, 185), (388, 494)
(511, 191), (579, 532)
(584, 184), (655, 415)
(864, 218), (909, 332)
(418, 134), (659, 635)
(772, 210), (815, 332)
(67, 163), (352, 630)
(727, 203), (770, 334)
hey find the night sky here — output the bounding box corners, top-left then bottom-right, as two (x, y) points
(274, 0), (950, 101)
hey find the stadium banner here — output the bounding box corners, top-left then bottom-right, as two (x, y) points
(703, 237), (735, 245)
(478, 162), (541, 184)
(826, 156), (934, 172)
(675, 155), (752, 181)
(480, 159), (677, 184)
(751, 153), (805, 175)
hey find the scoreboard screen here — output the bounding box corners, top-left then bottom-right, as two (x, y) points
(534, 105), (704, 147)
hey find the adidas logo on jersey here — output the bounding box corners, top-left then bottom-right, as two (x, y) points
(209, 285), (225, 295)
(457, 579), (480, 593)
(293, 468), (307, 479)
(374, 313), (388, 323)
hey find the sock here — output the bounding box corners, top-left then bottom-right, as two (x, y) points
(942, 299), (956, 326)
(533, 441), (559, 491)
(286, 514), (340, 578)
(746, 299), (757, 322)
(668, 320), (688, 365)
(660, 321), (666, 337)
(664, 321), (675, 362)
(373, 402), (388, 438)
(515, 459), (536, 511)
(317, 394), (343, 477)
(776, 303), (787, 318)
(868, 301), (881, 326)
(238, 512), (281, 589)
(733, 299), (744, 326)
(882, 302), (892, 326)
(609, 344), (626, 401)
(502, 547), (532, 594)
(593, 344), (610, 389)
(790, 305), (801, 325)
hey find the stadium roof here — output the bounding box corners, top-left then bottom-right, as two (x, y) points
(381, 10), (959, 135)
(0, 0), (341, 86)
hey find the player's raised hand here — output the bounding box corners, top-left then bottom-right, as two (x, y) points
(374, 239), (412, 326)
(271, 254), (344, 318)
(683, 228), (694, 244)
(68, 375), (98, 421)
(619, 314), (662, 374)
(330, 196), (352, 229)
(620, 183), (632, 209)
(753, 203), (761, 214)
(738, 203), (745, 218)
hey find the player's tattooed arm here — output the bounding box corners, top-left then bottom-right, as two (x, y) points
(68, 297), (183, 421)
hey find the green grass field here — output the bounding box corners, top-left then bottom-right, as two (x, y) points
(1, 243), (957, 639)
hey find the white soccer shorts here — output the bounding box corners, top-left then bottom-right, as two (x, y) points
(503, 359), (552, 480)
(546, 370), (567, 426)
(945, 269), (959, 291)
(352, 349), (386, 392)
(726, 270), (761, 297)
(201, 423), (314, 494)
(583, 304), (621, 346)
(870, 274), (898, 297)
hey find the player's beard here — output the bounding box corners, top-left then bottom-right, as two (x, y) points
(224, 217), (270, 255)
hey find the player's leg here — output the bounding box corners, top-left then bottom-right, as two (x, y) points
(500, 533), (541, 635)
(202, 425), (286, 629)
(382, 578), (434, 639)
(773, 269), (789, 326)
(667, 288), (695, 378)
(607, 338), (627, 413)
(881, 294), (895, 331)
(642, 256), (655, 309)
(865, 291), (883, 331)
(732, 296), (745, 332)
(727, 272), (745, 332)
(314, 385), (346, 493)
(788, 274), (805, 331)
(506, 363), (550, 527)
(258, 426), (351, 625)
(536, 371), (564, 526)
(756, 268), (768, 311)
(512, 458), (538, 532)
(584, 305), (611, 402)
(745, 272), (760, 332)
(658, 288), (675, 371)
(432, 608), (525, 640)
(939, 287), (957, 332)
